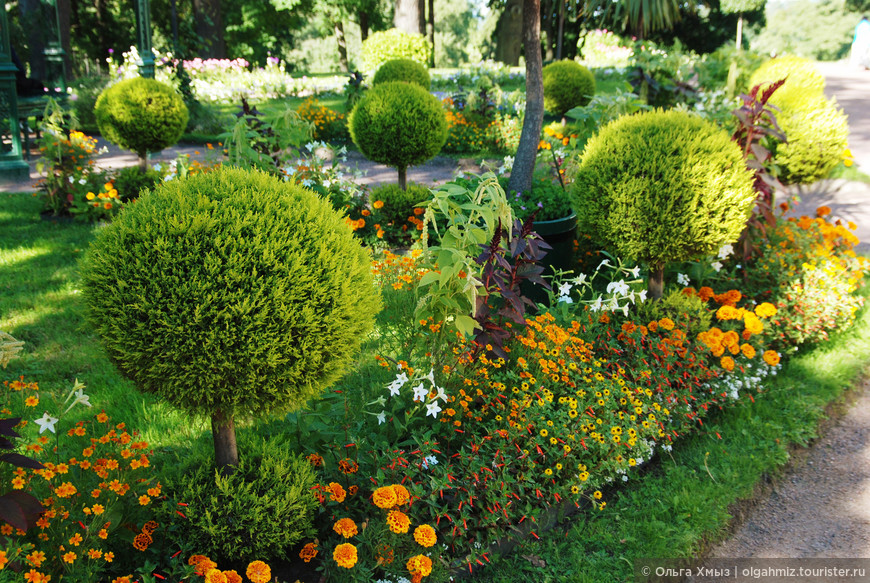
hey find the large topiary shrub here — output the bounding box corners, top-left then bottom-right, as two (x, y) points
(95, 77), (188, 171)
(350, 81), (447, 190)
(773, 92), (850, 184)
(373, 58), (431, 90)
(748, 55), (826, 101)
(542, 60), (596, 118)
(360, 28), (432, 72)
(570, 109), (755, 298)
(80, 167), (380, 470)
(161, 436), (317, 564)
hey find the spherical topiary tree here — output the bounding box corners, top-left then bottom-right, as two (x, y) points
(80, 167), (380, 471)
(773, 92), (849, 184)
(95, 77), (188, 171)
(748, 55), (825, 101)
(570, 109), (755, 299)
(542, 60), (596, 119)
(350, 81), (447, 190)
(373, 58), (431, 90)
(360, 28), (432, 72)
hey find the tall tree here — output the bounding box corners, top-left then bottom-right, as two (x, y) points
(396, 0), (424, 32)
(507, 0), (543, 196)
(495, 0), (524, 64)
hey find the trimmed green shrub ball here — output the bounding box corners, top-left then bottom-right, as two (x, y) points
(774, 92), (849, 184)
(161, 437), (317, 563)
(373, 58), (431, 90)
(542, 60), (596, 117)
(113, 166), (163, 202)
(370, 182), (432, 225)
(570, 109), (754, 272)
(748, 55), (825, 101)
(350, 81), (447, 188)
(361, 28), (432, 72)
(81, 166), (380, 420)
(95, 77), (188, 160)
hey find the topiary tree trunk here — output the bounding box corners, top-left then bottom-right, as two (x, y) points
(211, 408), (239, 474)
(507, 0), (543, 197)
(398, 166), (407, 190)
(649, 264), (664, 300)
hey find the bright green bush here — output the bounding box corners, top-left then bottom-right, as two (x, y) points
(81, 167), (380, 422)
(360, 28), (432, 72)
(112, 166), (163, 202)
(350, 81), (447, 188)
(373, 58), (431, 89)
(543, 60), (596, 117)
(94, 77), (188, 162)
(773, 92), (849, 184)
(162, 436), (317, 563)
(570, 110), (754, 278)
(369, 182), (432, 227)
(748, 55), (825, 100)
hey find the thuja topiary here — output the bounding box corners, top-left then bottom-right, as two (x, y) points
(80, 167), (380, 470)
(748, 55), (825, 102)
(360, 28), (432, 72)
(570, 109), (755, 298)
(350, 81), (447, 189)
(542, 60), (596, 118)
(373, 58), (431, 89)
(95, 77), (188, 171)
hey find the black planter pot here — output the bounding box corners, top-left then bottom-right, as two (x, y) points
(523, 212), (578, 306)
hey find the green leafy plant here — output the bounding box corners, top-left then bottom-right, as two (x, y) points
(94, 77), (189, 171)
(542, 60), (596, 118)
(80, 167), (381, 471)
(161, 436), (317, 564)
(112, 166), (164, 202)
(570, 109), (755, 299)
(360, 28), (432, 72)
(350, 81), (447, 190)
(373, 58), (431, 90)
(627, 40), (699, 108)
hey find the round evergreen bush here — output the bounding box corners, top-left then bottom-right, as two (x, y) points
(95, 77), (188, 166)
(542, 60), (596, 117)
(350, 81), (447, 189)
(160, 436), (317, 564)
(748, 55), (825, 100)
(369, 182), (432, 227)
(773, 92), (849, 184)
(570, 110), (755, 297)
(360, 28), (432, 72)
(81, 167), (380, 465)
(113, 166), (163, 202)
(373, 58), (431, 90)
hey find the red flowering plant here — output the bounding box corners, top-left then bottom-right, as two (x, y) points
(0, 378), (162, 582)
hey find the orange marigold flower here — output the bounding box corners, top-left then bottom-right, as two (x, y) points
(816, 205), (831, 217)
(392, 483), (410, 505)
(373, 485), (398, 509)
(698, 286), (715, 301)
(348, 485), (359, 496)
(338, 458), (359, 474)
(138, 494), (151, 506)
(763, 350), (780, 366)
(132, 532), (152, 551)
(387, 509), (411, 534)
(55, 482), (77, 498)
(195, 558), (217, 575)
(333, 543), (358, 569)
(142, 520), (159, 533)
(62, 551), (77, 564)
(204, 569), (227, 583)
(740, 343), (756, 359)
(306, 453), (323, 466)
(327, 482), (346, 503)
(188, 555), (208, 566)
(111, 577), (131, 583)
(223, 570), (243, 583)
(720, 356), (735, 371)
(413, 524), (437, 547)
(373, 200), (384, 209)
(333, 517), (358, 538)
(246, 560), (271, 583)
(407, 554), (433, 577)
(299, 542), (318, 563)
(754, 302), (777, 318)
(26, 550), (46, 567)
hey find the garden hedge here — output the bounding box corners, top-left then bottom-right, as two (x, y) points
(542, 60), (596, 117)
(373, 58), (431, 90)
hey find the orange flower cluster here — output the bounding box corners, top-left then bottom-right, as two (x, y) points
(371, 249), (428, 291)
(296, 98), (346, 141)
(333, 517), (359, 538)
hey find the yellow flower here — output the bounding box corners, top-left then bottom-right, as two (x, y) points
(373, 485), (398, 509)
(245, 560), (271, 583)
(86, 192), (95, 200)
(407, 554), (433, 577)
(763, 350), (780, 366)
(333, 543), (358, 569)
(387, 509), (411, 534)
(333, 517), (358, 538)
(413, 524), (437, 547)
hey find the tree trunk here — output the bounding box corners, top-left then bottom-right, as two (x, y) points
(211, 408), (239, 474)
(418, 0), (427, 36)
(648, 264), (664, 300)
(20, 0), (45, 80)
(428, 0), (435, 67)
(495, 0), (524, 65)
(335, 21), (349, 72)
(360, 11), (370, 41)
(507, 0), (544, 196)
(541, 0), (554, 61)
(193, 0), (226, 59)
(398, 166), (407, 190)
(735, 14), (744, 50)
(395, 0), (422, 34)
(556, 0), (565, 60)
(138, 154), (148, 172)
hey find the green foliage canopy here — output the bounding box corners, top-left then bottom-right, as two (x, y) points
(81, 167), (380, 420)
(373, 58), (431, 89)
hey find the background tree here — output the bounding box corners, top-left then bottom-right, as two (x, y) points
(752, 0), (863, 61)
(193, 0), (225, 57)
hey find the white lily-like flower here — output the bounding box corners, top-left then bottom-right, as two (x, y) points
(387, 372), (409, 396)
(638, 289), (648, 303)
(590, 297), (603, 311)
(718, 244), (733, 259)
(629, 266), (641, 278)
(571, 273), (587, 286)
(63, 380), (91, 414)
(558, 282), (573, 296)
(711, 261), (723, 272)
(34, 412), (59, 434)
(677, 273), (690, 286)
(597, 259), (611, 269)
(412, 383), (428, 402)
(425, 401), (442, 417)
(558, 295), (574, 304)
(426, 368), (436, 385)
(435, 385), (448, 402)
(376, 410), (387, 425)
(606, 280), (630, 296)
